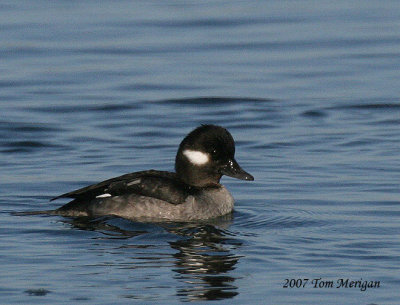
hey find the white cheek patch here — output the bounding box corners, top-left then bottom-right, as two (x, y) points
(183, 149), (209, 165)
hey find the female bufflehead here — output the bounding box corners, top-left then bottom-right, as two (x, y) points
(45, 125), (253, 221)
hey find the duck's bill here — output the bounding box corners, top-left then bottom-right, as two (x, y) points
(220, 159), (254, 181)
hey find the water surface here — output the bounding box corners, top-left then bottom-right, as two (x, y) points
(1, 1), (399, 304)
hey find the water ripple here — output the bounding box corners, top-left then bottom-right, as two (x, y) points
(155, 96), (274, 106)
(109, 16), (305, 29)
(235, 206), (321, 231)
(1, 140), (64, 153)
(328, 100), (400, 111)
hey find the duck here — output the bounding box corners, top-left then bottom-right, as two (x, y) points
(38, 125), (253, 221)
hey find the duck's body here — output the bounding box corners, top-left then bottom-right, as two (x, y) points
(27, 125), (253, 221)
(55, 172), (234, 221)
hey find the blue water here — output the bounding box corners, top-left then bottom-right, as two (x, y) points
(1, 1), (400, 304)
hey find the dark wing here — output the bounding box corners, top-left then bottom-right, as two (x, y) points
(51, 170), (192, 205)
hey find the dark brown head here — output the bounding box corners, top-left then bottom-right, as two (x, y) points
(175, 125), (254, 187)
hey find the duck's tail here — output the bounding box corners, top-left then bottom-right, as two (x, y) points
(11, 210), (58, 216)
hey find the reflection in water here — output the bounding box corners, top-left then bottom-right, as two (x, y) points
(63, 214), (241, 301)
(66, 216), (148, 239)
(167, 215), (241, 301)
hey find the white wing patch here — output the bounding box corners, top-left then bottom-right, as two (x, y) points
(183, 149), (209, 165)
(96, 193), (112, 198)
(127, 179), (141, 186)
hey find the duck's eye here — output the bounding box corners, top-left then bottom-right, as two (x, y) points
(211, 149), (218, 156)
